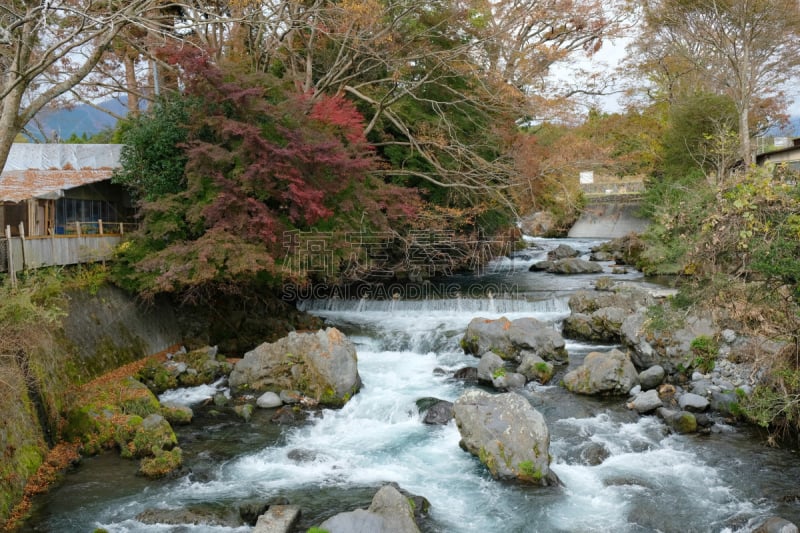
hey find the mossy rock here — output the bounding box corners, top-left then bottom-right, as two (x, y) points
(517, 460), (544, 483)
(319, 383), (359, 408)
(115, 415), (144, 458)
(118, 378), (162, 417)
(64, 405), (119, 455)
(669, 412), (698, 434)
(173, 348), (233, 387)
(130, 414), (177, 458)
(0, 441), (46, 521)
(532, 362), (554, 384)
(139, 447), (182, 479)
(65, 376), (164, 455)
(136, 360), (178, 394)
(234, 404), (254, 422)
(161, 403), (193, 425)
(137, 348), (233, 394)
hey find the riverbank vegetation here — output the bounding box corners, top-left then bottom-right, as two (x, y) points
(584, 0), (800, 444)
(636, 163), (800, 443)
(0, 268), (106, 527)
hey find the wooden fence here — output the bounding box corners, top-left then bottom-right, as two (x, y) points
(1, 221), (136, 287)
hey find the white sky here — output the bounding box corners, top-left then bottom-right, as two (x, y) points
(576, 36), (800, 124)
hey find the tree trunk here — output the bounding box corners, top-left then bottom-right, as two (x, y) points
(0, 53), (27, 169)
(125, 52), (140, 118)
(739, 106), (751, 167)
(0, 105), (20, 172)
(739, 39), (752, 166)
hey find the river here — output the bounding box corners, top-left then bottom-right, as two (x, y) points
(21, 238), (800, 532)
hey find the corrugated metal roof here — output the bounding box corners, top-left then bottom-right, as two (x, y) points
(1, 143), (122, 203)
(3, 143), (122, 171)
(0, 169), (114, 203)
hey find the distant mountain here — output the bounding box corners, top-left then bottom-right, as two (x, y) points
(25, 98), (128, 141)
(790, 116), (800, 137)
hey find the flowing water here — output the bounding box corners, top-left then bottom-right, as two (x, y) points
(22, 238), (800, 532)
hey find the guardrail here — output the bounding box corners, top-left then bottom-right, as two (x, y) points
(583, 192), (644, 204)
(580, 180), (646, 196)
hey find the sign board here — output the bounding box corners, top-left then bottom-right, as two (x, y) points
(774, 137), (791, 148)
(579, 171), (594, 184)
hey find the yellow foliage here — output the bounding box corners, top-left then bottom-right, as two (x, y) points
(340, 0), (383, 29)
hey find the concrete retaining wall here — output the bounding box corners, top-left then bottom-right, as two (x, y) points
(568, 201), (650, 239)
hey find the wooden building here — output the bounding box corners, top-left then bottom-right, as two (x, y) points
(756, 138), (800, 171)
(0, 144), (132, 236)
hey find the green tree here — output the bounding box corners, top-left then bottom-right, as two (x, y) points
(113, 98), (194, 201)
(661, 92), (739, 182)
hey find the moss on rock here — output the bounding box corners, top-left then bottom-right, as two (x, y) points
(139, 447), (183, 479)
(130, 415), (177, 457)
(161, 403), (193, 425)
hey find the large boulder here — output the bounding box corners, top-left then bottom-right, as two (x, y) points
(590, 233), (646, 266)
(547, 244), (579, 260)
(563, 288), (654, 344)
(453, 390), (557, 486)
(319, 485), (422, 533)
(562, 307), (628, 343)
(567, 288), (654, 315)
(228, 328), (361, 407)
(754, 517), (799, 533)
(462, 317), (567, 363)
(620, 309), (718, 373)
(507, 318), (568, 363)
(563, 349), (639, 395)
(462, 317), (514, 359)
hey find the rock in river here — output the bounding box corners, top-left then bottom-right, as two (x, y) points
(453, 389), (558, 486)
(319, 484), (423, 533)
(462, 316), (567, 363)
(229, 327), (361, 407)
(564, 348), (639, 395)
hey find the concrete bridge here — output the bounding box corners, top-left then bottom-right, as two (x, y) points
(568, 190), (650, 239)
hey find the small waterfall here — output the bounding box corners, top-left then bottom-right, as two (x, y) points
(297, 295), (570, 315)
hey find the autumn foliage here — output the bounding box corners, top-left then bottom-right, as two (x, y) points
(114, 49), (420, 300)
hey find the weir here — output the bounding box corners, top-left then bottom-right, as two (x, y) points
(568, 193), (650, 238)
